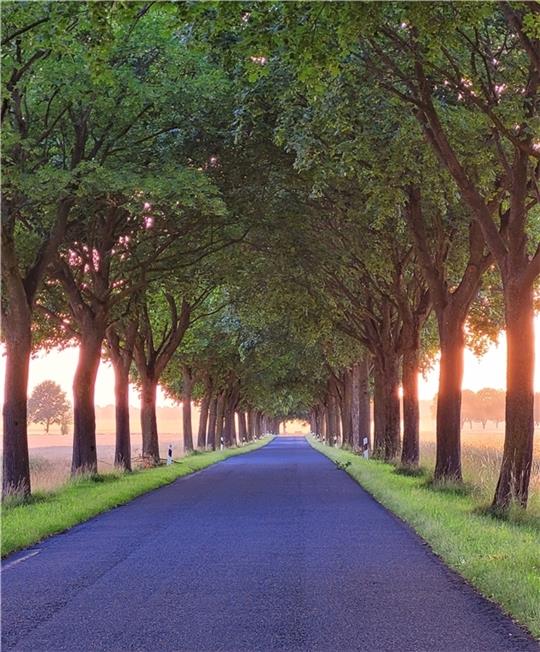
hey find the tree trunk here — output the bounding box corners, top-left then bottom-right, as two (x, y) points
(197, 393), (210, 450)
(71, 332), (102, 475)
(324, 399), (332, 444)
(493, 280), (535, 507)
(2, 332), (32, 496)
(254, 411), (262, 438)
(373, 355), (400, 461)
(182, 367), (193, 453)
(434, 312), (466, 482)
(246, 409), (255, 441)
(112, 358), (131, 471)
(341, 370), (352, 447)
(215, 392), (225, 447)
(373, 362), (386, 457)
(140, 377), (160, 463)
(320, 406), (327, 440)
(401, 347), (420, 468)
(351, 363), (361, 452)
(206, 397), (218, 450)
(383, 356), (400, 461)
(223, 399), (236, 447)
(358, 356), (371, 451)
(309, 409), (316, 435)
(238, 411), (248, 443)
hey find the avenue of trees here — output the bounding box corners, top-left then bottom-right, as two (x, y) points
(2, 2), (539, 510)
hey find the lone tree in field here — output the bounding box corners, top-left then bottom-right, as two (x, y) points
(28, 381), (71, 434)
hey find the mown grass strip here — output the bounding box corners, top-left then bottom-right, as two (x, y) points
(2, 437), (273, 558)
(308, 436), (540, 639)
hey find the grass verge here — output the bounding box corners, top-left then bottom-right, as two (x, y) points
(2, 437), (272, 558)
(308, 436), (540, 639)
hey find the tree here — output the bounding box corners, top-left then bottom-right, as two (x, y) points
(219, 1), (539, 504)
(1, 2), (228, 491)
(27, 381), (70, 433)
(363, 3), (540, 504)
(476, 388), (506, 429)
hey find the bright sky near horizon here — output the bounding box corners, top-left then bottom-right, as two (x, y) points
(1, 316), (539, 408)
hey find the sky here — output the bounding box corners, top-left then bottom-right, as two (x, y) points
(1, 316), (539, 407)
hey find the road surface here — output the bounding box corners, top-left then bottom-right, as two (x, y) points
(2, 437), (538, 651)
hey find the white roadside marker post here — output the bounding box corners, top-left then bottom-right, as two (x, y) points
(167, 444), (173, 465)
(362, 437), (369, 459)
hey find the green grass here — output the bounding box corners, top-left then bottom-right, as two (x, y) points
(309, 437), (540, 639)
(2, 437), (272, 558)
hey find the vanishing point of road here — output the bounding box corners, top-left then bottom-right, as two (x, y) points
(2, 437), (538, 651)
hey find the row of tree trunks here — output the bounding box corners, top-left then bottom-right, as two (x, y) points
(315, 348), (424, 467)
(188, 380), (276, 451)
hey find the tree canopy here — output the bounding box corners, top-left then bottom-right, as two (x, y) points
(2, 1), (539, 511)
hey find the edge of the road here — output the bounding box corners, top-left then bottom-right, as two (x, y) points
(2, 436), (275, 560)
(307, 435), (540, 643)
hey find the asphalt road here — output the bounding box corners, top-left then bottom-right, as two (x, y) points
(2, 437), (538, 652)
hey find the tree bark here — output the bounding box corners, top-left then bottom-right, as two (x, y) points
(2, 331), (32, 496)
(493, 280), (535, 507)
(351, 363), (361, 450)
(182, 366), (193, 453)
(246, 409), (255, 441)
(106, 324), (136, 472)
(206, 396), (218, 450)
(373, 355), (400, 461)
(224, 402), (236, 447)
(111, 358), (131, 471)
(383, 356), (401, 461)
(254, 411), (262, 438)
(324, 399), (332, 445)
(238, 411), (248, 443)
(215, 392), (225, 447)
(140, 377), (160, 463)
(341, 369), (352, 447)
(72, 331), (102, 475)
(320, 406), (327, 440)
(373, 362), (386, 457)
(401, 347), (420, 468)
(197, 393), (210, 450)
(358, 356), (371, 450)
(434, 312), (466, 481)
(1, 196), (73, 497)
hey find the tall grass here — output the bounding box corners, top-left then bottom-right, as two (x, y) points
(418, 441), (540, 519)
